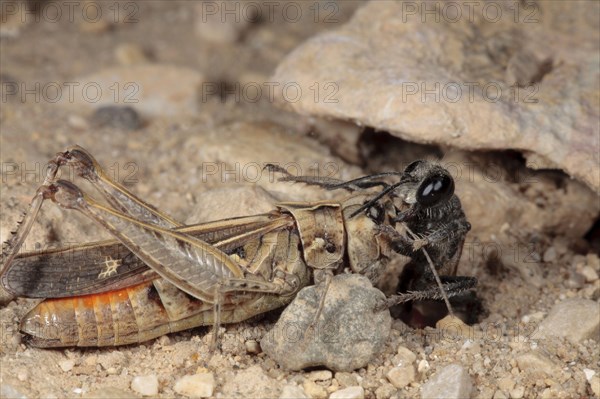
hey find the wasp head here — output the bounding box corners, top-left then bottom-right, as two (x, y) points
(395, 160), (455, 209)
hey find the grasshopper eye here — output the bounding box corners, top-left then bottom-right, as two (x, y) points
(417, 174), (454, 207)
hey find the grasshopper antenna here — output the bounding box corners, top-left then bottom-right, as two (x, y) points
(264, 164), (401, 192)
(404, 225), (455, 317)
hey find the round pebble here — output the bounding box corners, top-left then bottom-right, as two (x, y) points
(58, 359), (75, 372)
(329, 386), (365, 399)
(245, 339), (261, 354)
(131, 375), (159, 397)
(174, 373), (215, 398)
(90, 106), (142, 130)
(386, 365), (415, 389)
(279, 384), (308, 399)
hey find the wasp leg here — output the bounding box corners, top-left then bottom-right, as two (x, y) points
(379, 276), (477, 311)
(417, 219), (471, 250)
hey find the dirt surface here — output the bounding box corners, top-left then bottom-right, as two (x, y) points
(1, 2), (599, 399)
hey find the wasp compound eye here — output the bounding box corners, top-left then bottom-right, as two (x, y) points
(417, 174), (454, 207)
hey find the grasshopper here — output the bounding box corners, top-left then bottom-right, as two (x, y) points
(0, 146), (476, 348)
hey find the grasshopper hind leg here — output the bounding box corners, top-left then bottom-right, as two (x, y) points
(389, 260), (480, 328)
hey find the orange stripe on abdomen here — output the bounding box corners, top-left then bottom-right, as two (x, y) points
(20, 282), (162, 347)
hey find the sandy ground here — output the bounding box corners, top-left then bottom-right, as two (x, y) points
(0, 2), (599, 398)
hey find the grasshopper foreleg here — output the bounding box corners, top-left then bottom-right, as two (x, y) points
(309, 269), (333, 329)
(265, 164), (396, 192)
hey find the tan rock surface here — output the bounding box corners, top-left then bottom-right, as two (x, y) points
(272, 2), (600, 191)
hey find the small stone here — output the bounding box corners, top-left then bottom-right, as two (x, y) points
(374, 383), (396, 399)
(83, 355), (97, 366)
(395, 346), (417, 365)
(90, 106), (142, 130)
(303, 379), (327, 399)
(245, 339), (261, 354)
(386, 365), (415, 389)
(157, 335), (171, 346)
(115, 43), (148, 65)
(329, 386), (365, 399)
(131, 375), (159, 397)
(421, 364), (473, 399)
(497, 377), (515, 392)
(16, 369), (28, 381)
(67, 114), (89, 130)
(566, 272), (586, 289)
(174, 373), (215, 398)
(580, 266), (599, 282)
(327, 380), (340, 394)
(589, 375), (600, 397)
(335, 372), (357, 388)
(261, 274), (391, 371)
(515, 352), (561, 376)
(542, 247), (557, 262)
(536, 299), (600, 343)
(493, 390), (508, 399)
(583, 368), (596, 381)
(58, 359), (75, 372)
(587, 254), (600, 269)
(308, 370), (333, 382)
(417, 359), (430, 374)
(279, 384), (309, 399)
(509, 386), (525, 399)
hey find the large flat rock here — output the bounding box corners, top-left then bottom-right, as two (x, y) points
(272, 2), (600, 192)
